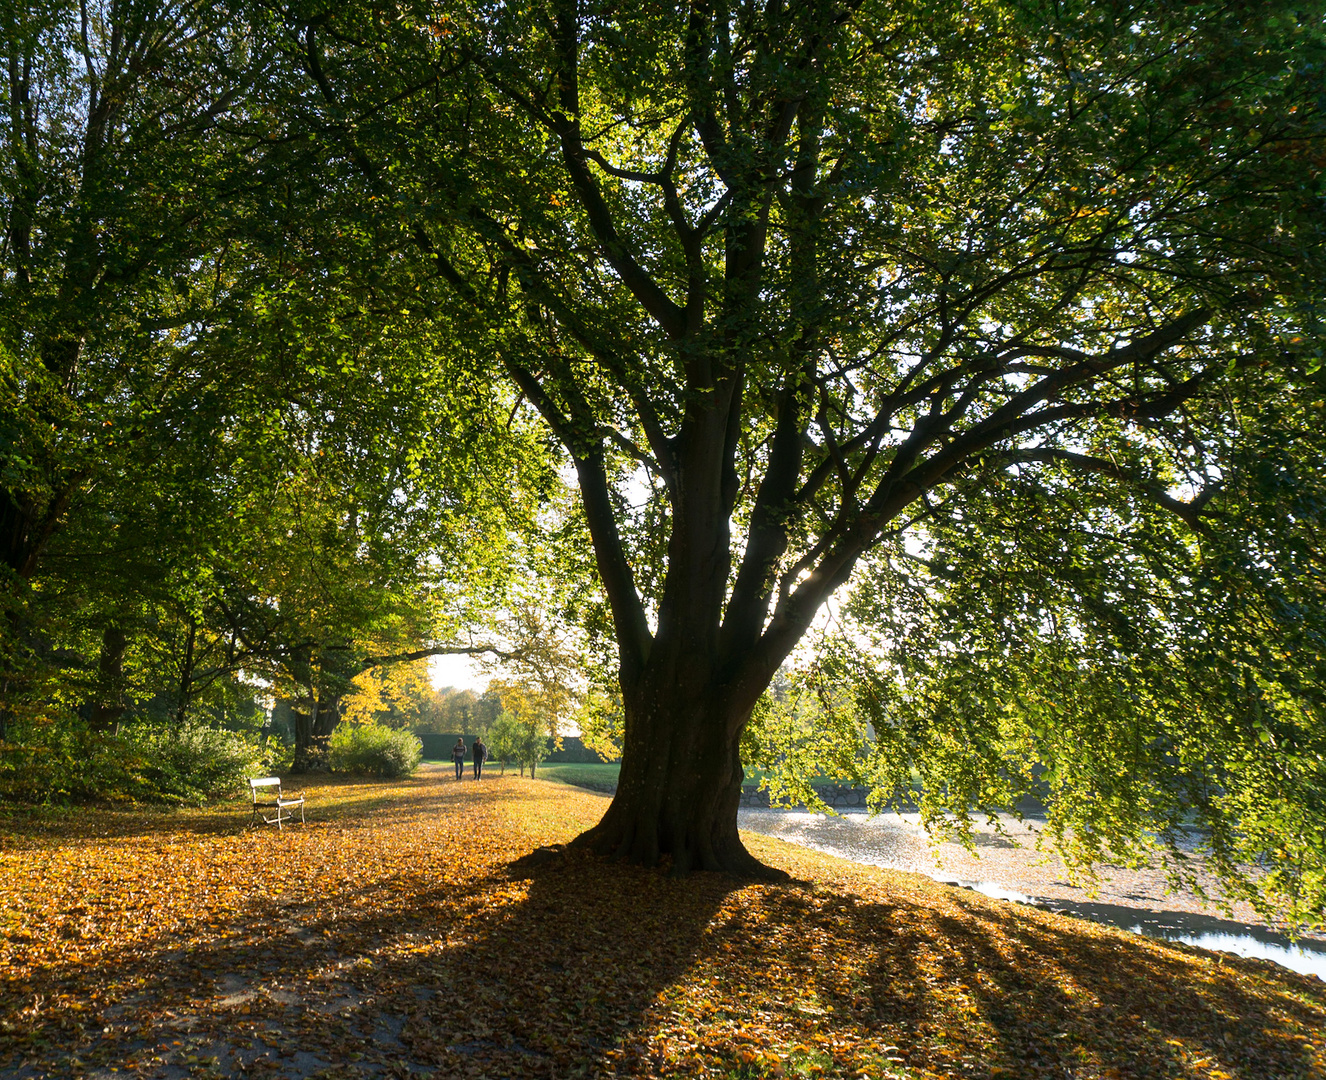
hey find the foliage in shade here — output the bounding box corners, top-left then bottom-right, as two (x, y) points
(0, 722), (273, 805)
(0, 0), (558, 771)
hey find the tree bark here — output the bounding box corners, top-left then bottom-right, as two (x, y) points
(576, 672), (781, 879)
(313, 686), (342, 740)
(291, 705), (314, 771)
(292, 683), (344, 773)
(88, 623), (127, 734)
(173, 618), (197, 730)
(0, 604), (22, 744)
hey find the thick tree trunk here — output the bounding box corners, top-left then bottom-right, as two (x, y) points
(576, 681), (779, 878)
(312, 688), (341, 740)
(1, 485), (75, 581)
(3, 338), (89, 582)
(1, 491), (33, 580)
(292, 684), (343, 773)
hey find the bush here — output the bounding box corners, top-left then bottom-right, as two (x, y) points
(328, 723), (422, 778)
(126, 724), (269, 801)
(0, 720), (270, 804)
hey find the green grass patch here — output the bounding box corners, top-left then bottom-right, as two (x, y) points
(741, 767), (858, 788)
(534, 762), (620, 790)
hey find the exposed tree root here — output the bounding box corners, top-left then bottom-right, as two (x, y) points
(570, 820), (790, 882)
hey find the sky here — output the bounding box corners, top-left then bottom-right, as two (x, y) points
(429, 652), (487, 694)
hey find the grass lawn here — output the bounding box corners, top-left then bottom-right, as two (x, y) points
(536, 763), (907, 797)
(2, 767), (1323, 1079)
(532, 761), (621, 790)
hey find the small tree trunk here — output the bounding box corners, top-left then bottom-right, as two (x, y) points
(88, 624), (127, 734)
(0, 610), (18, 745)
(173, 618), (197, 730)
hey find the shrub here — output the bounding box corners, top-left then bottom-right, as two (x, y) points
(328, 723), (422, 778)
(0, 720), (268, 804)
(126, 724), (268, 801)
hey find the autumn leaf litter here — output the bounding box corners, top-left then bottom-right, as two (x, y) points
(1, 767), (1323, 1080)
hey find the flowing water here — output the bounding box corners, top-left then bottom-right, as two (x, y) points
(738, 807), (1326, 981)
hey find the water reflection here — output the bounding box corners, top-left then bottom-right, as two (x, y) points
(739, 808), (1326, 981)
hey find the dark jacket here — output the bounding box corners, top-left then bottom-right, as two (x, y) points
(472, 740), (487, 763)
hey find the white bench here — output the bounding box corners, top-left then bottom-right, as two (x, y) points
(249, 777), (305, 830)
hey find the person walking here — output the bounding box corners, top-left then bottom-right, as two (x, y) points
(472, 735), (487, 780)
(451, 737), (467, 780)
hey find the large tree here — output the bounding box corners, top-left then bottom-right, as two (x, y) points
(0, 0), (267, 582)
(281, 0), (1324, 880)
(0, 0), (281, 742)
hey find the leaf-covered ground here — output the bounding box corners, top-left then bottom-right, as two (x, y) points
(1, 767), (1323, 1080)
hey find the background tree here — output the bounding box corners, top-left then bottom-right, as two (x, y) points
(0, 0), (274, 737)
(3, 52), (556, 767)
(340, 662), (437, 730)
(485, 692), (553, 778)
(429, 687), (503, 736)
(485, 709), (518, 775)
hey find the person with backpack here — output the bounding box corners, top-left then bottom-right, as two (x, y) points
(472, 735), (487, 780)
(451, 737), (467, 780)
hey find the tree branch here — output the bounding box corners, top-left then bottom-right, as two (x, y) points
(549, 0), (687, 339)
(357, 643), (522, 671)
(1003, 448), (1218, 530)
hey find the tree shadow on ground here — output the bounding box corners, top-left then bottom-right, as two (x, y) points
(0, 787), (743, 1078)
(765, 883), (1326, 1079)
(3, 780), (1324, 1080)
